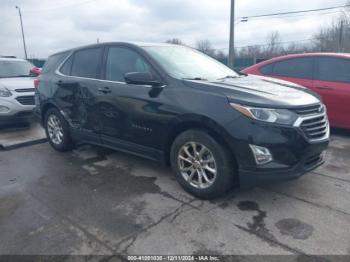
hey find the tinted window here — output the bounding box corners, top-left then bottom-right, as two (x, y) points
(60, 55), (73, 75)
(105, 47), (151, 82)
(272, 58), (313, 79)
(317, 57), (350, 83)
(42, 52), (68, 73)
(71, 48), (102, 78)
(260, 63), (273, 75)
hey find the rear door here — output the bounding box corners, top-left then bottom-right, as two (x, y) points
(56, 46), (104, 142)
(261, 57), (315, 89)
(314, 56), (350, 128)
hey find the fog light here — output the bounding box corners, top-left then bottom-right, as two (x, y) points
(0, 106), (10, 113)
(249, 145), (273, 165)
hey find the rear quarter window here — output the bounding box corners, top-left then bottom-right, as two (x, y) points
(42, 52), (68, 74)
(60, 55), (73, 75)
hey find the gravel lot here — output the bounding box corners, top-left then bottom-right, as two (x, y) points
(0, 130), (349, 257)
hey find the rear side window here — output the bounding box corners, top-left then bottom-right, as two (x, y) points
(42, 52), (68, 73)
(71, 47), (102, 79)
(270, 57), (314, 79)
(105, 47), (151, 82)
(317, 57), (350, 83)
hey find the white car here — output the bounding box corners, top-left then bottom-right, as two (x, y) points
(0, 57), (38, 125)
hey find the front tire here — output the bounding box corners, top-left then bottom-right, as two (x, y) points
(170, 129), (236, 199)
(44, 108), (72, 152)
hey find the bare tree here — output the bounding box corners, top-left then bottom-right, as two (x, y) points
(264, 31), (282, 58)
(195, 40), (215, 57)
(165, 38), (185, 45)
(312, 2), (350, 53)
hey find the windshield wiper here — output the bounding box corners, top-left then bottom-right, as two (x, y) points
(216, 75), (239, 81)
(217, 72), (248, 81)
(182, 77), (208, 81)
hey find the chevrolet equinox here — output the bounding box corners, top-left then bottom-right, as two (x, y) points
(35, 42), (329, 199)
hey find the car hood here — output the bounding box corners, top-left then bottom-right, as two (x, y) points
(0, 77), (35, 91)
(183, 75), (320, 108)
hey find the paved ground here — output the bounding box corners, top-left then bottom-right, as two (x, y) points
(0, 122), (46, 150)
(0, 130), (349, 257)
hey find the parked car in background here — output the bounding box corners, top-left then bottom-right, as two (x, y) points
(242, 53), (350, 129)
(36, 42), (329, 199)
(0, 57), (40, 125)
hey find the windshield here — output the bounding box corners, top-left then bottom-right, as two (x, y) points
(0, 60), (33, 78)
(143, 45), (239, 81)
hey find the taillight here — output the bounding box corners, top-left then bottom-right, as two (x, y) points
(34, 79), (40, 88)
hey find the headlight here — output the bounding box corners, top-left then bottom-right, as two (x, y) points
(0, 86), (12, 97)
(230, 103), (298, 125)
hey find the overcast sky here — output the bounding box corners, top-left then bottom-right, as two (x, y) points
(0, 0), (346, 58)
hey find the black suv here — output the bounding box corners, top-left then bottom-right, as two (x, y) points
(35, 42), (329, 199)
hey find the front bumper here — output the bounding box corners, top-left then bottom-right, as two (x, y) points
(238, 143), (327, 188)
(224, 116), (329, 188)
(0, 111), (34, 125)
(0, 93), (35, 124)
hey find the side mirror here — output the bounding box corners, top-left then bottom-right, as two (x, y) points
(125, 72), (162, 87)
(30, 67), (41, 77)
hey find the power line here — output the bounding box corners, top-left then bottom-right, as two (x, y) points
(244, 10), (342, 22)
(241, 4), (350, 20)
(235, 38), (315, 49)
(215, 37), (327, 51)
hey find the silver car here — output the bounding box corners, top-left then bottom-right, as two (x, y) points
(0, 58), (37, 125)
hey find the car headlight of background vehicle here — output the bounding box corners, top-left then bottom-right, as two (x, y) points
(231, 103), (298, 125)
(0, 86), (12, 97)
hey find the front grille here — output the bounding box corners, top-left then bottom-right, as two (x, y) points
(300, 115), (328, 140)
(292, 104), (324, 116)
(292, 103), (329, 141)
(15, 88), (35, 93)
(16, 96), (35, 105)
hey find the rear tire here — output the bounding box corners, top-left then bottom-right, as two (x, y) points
(44, 108), (72, 152)
(170, 129), (236, 199)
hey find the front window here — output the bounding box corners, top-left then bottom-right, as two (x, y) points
(0, 60), (33, 78)
(105, 47), (152, 82)
(143, 45), (238, 81)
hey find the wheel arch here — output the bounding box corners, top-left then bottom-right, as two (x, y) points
(164, 117), (238, 171)
(41, 102), (59, 125)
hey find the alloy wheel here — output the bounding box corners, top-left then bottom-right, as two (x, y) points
(47, 114), (64, 145)
(177, 142), (217, 189)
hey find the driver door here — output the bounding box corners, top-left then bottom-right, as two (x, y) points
(97, 45), (166, 158)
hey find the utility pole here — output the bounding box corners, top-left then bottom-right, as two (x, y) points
(228, 0), (235, 69)
(16, 6), (28, 60)
(338, 19), (344, 53)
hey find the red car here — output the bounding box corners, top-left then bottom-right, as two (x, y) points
(242, 53), (350, 129)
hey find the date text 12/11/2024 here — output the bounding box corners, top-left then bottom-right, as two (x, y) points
(127, 255), (220, 261)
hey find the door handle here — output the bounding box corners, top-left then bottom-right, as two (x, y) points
(55, 80), (63, 86)
(316, 86), (334, 90)
(98, 87), (111, 94)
